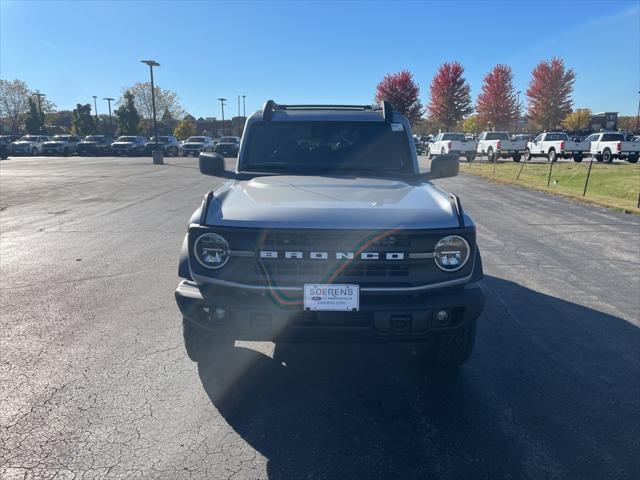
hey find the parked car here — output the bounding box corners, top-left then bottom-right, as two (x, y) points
(429, 132), (476, 161)
(584, 132), (640, 163)
(214, 136), (241, 157)
(42, 134), (82, 156)
(77, 135), (113, 155)
(0, 135), (20, 159)
(111, 136), (147, 156)
(476, 131), (527, 162)
(525, 132), (590, 162)
(9, 135), (51, 155)
(176, 100), (485, 368)
(144, 136), (181, 156)
(182, 136), (214, 156)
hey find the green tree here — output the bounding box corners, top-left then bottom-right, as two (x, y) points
(561, 108), (591, 132)
(71, 103), (96, 135)
(462, 115), (485, 135)
(174, 117), (196, 139)
(24, 97), (44, 134)
(114, 90), (141, 135)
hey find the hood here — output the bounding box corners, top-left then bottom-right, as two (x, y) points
(44, 141), (64, 145)
(204, 175), (459, 229)
(79, 141), (99, 145)
(183, 142), (205, 147)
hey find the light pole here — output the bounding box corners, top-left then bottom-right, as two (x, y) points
(636, 90), (640, 135)
(242, 95), (246, 117)
(103, 98), (114, 137)
(92, 95), (99, 132)
(218, 98), (226, 135)
(238, 95), (241, 118)
(141, 60), (161, 164)
(515, 90), (521, 134)
(32, 91), (46, 133)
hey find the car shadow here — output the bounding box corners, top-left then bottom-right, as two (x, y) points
(196, 275), (640, 479)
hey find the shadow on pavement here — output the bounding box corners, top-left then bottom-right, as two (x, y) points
(197, 276), (640, 479)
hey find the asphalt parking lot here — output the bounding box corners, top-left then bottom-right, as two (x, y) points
(1, 155), (639, 479)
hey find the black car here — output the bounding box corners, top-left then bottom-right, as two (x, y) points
(0, 135), (20, 159)
(144, 136), (180, 156)
(77, 135), (114, 156)
(214, 136), (241, 157)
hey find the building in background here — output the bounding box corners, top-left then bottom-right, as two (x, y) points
(588, 112), (617, 132)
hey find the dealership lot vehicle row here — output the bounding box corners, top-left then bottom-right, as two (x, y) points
(0, 155), (638, 479)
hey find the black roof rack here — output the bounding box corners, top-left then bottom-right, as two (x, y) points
(261, 100), (394, 123)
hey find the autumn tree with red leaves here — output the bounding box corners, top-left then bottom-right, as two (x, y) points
(374, 70), (422, 124)
(427, 62), (473, 130)
(526, 57), (575, 130)
(476, 64), (517, 131)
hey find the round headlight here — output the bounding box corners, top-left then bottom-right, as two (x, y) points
(194, 233), (230, 269)
(433, 235), (470, 272)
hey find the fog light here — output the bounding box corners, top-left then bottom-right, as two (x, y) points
(435, 310), (450, 326)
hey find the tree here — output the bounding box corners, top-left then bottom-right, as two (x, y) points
(462, 115), (485, 135)
(476, 64), (517, 130)
(114, 91), (141, 135)
(0, 79), (29, 133)
(561, 108), (591, 132)
(121, 82), (186, 122)
(71, 104), (96, 135)
(427, 62), (473, 130)
(617, 116), (638, 134)
(174, 116), (196, 139)
(374, 70), (422, 124)
(526, 57), (575, 131)
(24, 97), (44, 134)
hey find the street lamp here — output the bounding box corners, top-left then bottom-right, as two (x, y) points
(92, 95), (99, 131)
(515, 90), (521, 134)
(32, 91), (46, 133)
(636, 90), (640, 135)
(141, 59), (161, 164)
(103, 97), (114, 137)
(242, 95), (246, 117)
(218, 98), (226, 135)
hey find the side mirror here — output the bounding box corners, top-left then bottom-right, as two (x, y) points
(426, 154), (459, 180)
(199, 152), (225, 176)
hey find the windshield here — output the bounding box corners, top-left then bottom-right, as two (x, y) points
(242, 121), (413, 175)
(84, 136), (104, 141)
(219, 137), (238, 144)
(150, 136), (170, 143)
(442, 133), (466, 141)
(485, 132), (509, 141)
(52, 135), (70, 141)
(117, 136), (137, 142)
(18, 136), (37, 141)
(187, 137), (206, 142)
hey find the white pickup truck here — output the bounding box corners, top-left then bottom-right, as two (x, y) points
(476, 131), (527, 162)
(525, 132), (590, 162)
(428, 132), (476, 161)
(584, 132), (639, 163)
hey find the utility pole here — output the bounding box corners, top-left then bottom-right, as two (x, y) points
(242, 95), (246, 117)
(237, 95), (240, 118)
(92, 96), (99, 132)
(32, 91), (46, 133)
(141, 60), (161, 163)
(103, 97), (114, 137)
(218, 98), (226, 135)
(636, 90), (640, 135)
(515, 90), (521, 134)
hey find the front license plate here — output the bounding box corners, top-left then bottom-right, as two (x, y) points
(304, 284), (359, 311)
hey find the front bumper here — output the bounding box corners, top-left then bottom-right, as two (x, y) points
(43, 146), (67, 155)
(176, 280), (485, 343)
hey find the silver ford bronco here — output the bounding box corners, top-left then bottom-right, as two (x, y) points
(175, 101), (485, 368)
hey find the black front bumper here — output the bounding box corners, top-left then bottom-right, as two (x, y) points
(176, 281), (485, 343)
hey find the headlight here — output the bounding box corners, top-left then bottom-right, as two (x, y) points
(433, 235), (470, 272)
(194, 233), (230, 269)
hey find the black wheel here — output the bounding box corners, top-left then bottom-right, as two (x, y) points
(31, 147), (37, 155)
(548, 149), (557, 163)
(440, 147), (445, 155)
(182, 318), (234, 362)
(525, 148), (532, 162)
(602, 148), (613, 163)
(573, 155), (583, 163)
(628, 155), (638, 164)
(466, 154), (475, 162)
(512, 153), (521, 162)
(487, 147), (495, 163)
(424, 320), (477, 368)
(595, 155), (603, 163)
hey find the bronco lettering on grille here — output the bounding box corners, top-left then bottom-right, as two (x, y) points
(259, 251), (405, 260)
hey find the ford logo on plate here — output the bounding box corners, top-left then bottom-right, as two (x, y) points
(312, 296), (321, 301)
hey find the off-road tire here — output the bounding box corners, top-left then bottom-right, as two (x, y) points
(525, 148), (532, 162)
(487, 148), (495, 163)
(426, 319), (477, 368)
(183, 318), (234, 362)
(573, 154), (583, 163)
(512, 153), (521, 162)
(548, 149), (557, 163)
(602, 148), (613, 163)
(628, 155), (638, 164)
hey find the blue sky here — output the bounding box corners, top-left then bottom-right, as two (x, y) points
(1, 0), (639, 118)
